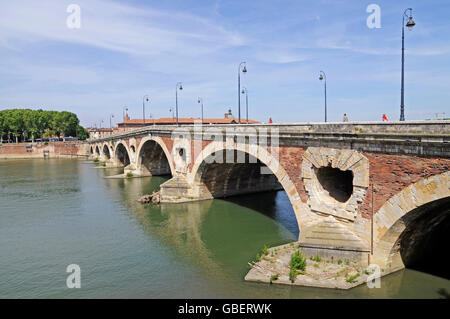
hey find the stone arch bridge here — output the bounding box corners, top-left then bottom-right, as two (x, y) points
(88, 121), (449, 277)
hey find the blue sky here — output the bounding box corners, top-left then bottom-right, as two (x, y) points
(0, 0), (449, 126)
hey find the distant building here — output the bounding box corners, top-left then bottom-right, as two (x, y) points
(117, 109), (259, 132)
(86, 127), (118, 139)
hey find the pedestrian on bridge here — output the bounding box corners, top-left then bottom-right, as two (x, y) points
(343, 114), (349, 122)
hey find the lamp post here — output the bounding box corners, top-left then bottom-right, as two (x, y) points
(241, 87), (249, 124)
(238, 62), (247, 124)
(109, 114), (114, 135)
(175, 82), (183, 125)
(400, 8), (416, 121)
(143, 95), (150, 126)
(319, 71), (327, 122)
(197, 97), (204, 124)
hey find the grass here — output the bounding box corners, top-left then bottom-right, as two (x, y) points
(337, 259), (343, 265)
(346, 272), (360, 283)
(126, 172), (133, 178)
(310, 255), (322, 262)
(93, 158), (99, 163)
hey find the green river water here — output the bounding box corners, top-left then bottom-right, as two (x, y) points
(0, 159), (448, 298)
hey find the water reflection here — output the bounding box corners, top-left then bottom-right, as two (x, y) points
(1, 159), (449, 298)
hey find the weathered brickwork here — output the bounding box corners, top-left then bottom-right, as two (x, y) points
(359, 153), (450, 219)
(0, 142), (86, 158)
(274, 146), (308, 203)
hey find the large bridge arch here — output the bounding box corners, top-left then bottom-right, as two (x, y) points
(373, 172), (450, 275)
(188, 141), (313, 233)
(136, 136), (175, 176)
(114, 142), (131, 167)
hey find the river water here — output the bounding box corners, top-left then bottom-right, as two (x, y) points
(0, 159), (448, 298)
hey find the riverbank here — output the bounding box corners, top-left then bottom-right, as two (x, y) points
(0, 141), (89, 159)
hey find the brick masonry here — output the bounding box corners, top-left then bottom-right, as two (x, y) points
(0, 142), (88, 158)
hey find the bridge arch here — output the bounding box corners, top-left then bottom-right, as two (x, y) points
(189, 141), (312, 232)
(95, 145), (100, 156)
(136, 136), (175, 176)
(90, 146), (93, 155)
(373, 172), (450, 276)
(114, 142), (131, 167)
(102, 144), (111, 160)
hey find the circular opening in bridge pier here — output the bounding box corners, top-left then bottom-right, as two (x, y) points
(315, 166), (353, 203)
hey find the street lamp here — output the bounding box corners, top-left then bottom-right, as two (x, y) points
(197, 97), (204, 124)
(241, 87), (249, 124)
(143, 95), (150, 126)
(175, 82), (183, 125)
(238, 62), (247, 124)
(400, 8), (416, 121)
(109, 114), (114, 135)
(319, 71), (327, 122)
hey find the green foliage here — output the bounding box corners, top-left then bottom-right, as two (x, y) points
(262, 245), (269, 256)
(310, 255), (322, 262)
(93, 158), (99, 163)
(255, 253), (261, 262)
(77, 125), (90, 140)
(289, 268), (298, 283)
(337, 259), (343, 265)
(346, 272), (360, 283)
(289, 250), (307, 282)
(0, 109), (86, 142)
(126, 172), (133, 178)
(290, 250), (307, 271)
(269, 273), (279, 284)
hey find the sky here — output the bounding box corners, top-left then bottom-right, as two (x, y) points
(0, 0), (449, 126)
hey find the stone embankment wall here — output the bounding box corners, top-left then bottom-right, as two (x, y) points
(0, 142), (90, 159)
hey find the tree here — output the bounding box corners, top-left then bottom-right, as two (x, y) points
(0, 109), (85, 142)
(0, 112), (4, 143)
(76, 125), (89, 140)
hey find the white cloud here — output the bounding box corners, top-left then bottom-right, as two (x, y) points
(0, 0), (244, 56)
